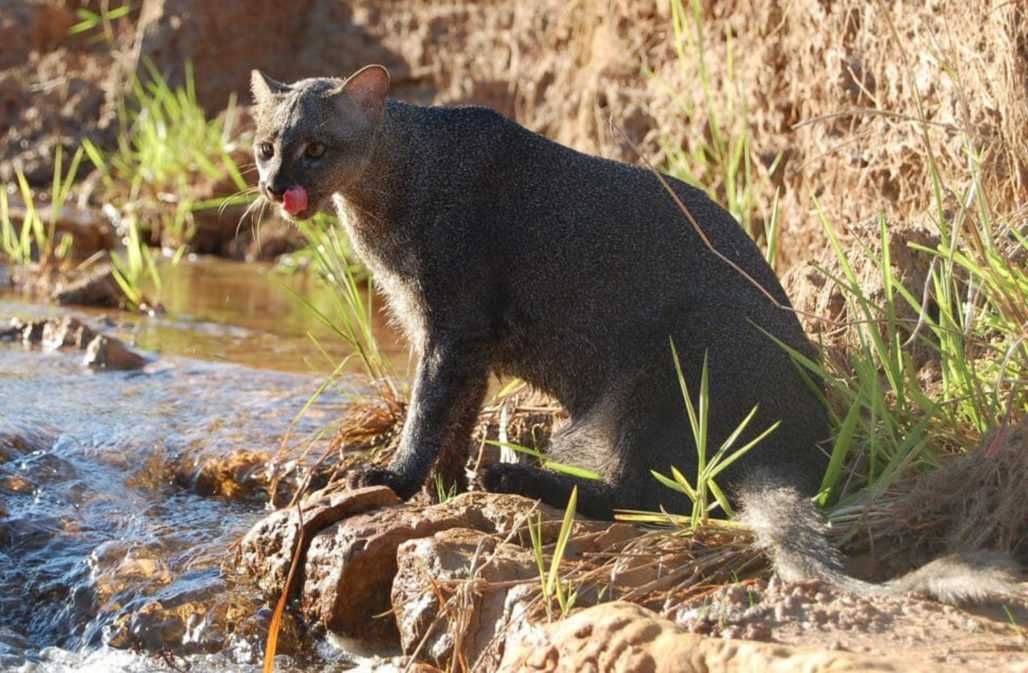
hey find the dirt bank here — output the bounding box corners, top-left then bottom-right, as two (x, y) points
(5, 1), (1025, 267)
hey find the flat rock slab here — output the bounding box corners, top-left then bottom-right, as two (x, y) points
(497, 601), (938, 673)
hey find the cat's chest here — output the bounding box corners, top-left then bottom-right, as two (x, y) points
(332, 196), (427, 350)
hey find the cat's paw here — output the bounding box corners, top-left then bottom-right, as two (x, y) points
(356, 468), (418, 500)
(482, 463), (540, 499)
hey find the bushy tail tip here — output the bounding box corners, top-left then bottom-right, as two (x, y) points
(738, 477), (1021, 605)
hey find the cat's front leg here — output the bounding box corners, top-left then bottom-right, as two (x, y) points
(359, 337), (488, 499)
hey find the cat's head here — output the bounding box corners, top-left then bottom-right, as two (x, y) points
(249, 65), (390, 220)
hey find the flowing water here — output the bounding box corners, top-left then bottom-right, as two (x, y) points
(0, 257), (404, 672)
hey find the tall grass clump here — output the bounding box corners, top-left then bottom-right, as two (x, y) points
(110, 215), (184, 310)
(660, 0), (782, 269)
(795, 151), (1028, 516)
(1, 145), (83, 268)
(293, 213), (397, 393)
(652, 0), (1026, 548)
(85, 62), (251, 247)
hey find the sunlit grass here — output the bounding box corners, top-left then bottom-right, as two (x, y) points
(643, 0), (1026, 544)
(528, 486), (579, 620)
(660, 0), (782, 268)
(1, 145), (83, 269)
(85, 62), (252, 248)
(293, 214), (397, 392)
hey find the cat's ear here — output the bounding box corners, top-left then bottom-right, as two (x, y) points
(337, 65), (390, 119)
(250, 70), (290, 105)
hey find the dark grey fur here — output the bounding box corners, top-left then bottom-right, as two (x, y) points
(249, 66), (1019, 604)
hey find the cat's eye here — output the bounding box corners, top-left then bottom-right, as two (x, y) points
(305, 142), (326, 159)
(257, 143), (274, 160)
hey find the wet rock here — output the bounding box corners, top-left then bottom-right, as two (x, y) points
(82, 334), (147, 371)
(0, 319), (19, 341)
(107, 600), (189, 652)
(237, 485), (402, 598)
(41, 316), (97, 351)
(301, 492), (549, 643)
(180, 449), (270, 500)
(392, 527), (538, 671)
(0, 474), (33, 495)
(497, 601), (930, 673)
(4, 314), (147, 370)
(13, 318), (47, 344)
(88, 541), (173, 605)
(52, 263), (121, 308)
(0, 426), (57, 468)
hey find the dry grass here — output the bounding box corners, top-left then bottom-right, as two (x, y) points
(452, 0), (1027, 271)
(850, 415), (1028, 568)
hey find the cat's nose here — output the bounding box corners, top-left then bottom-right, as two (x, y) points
(262, 180), (287, 202)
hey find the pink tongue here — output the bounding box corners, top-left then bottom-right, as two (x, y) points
(282, 185), (308, 215)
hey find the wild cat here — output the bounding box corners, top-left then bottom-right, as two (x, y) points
(248, 64), (1018, 603)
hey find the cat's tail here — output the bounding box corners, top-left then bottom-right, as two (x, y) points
(737, 478), (1021, 604)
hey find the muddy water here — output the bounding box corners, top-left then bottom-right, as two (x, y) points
(0, 257), (405, 671)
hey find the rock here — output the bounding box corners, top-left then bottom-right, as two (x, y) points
(239, 486), (632, 649)
(52, 263), (122, 307)
(82, 334), (147, 371)
(392, 528), (539, 671)
(106, 600), (189, 652)
(0, 426), (52, 461)
(5, 315), (147, 370)
(237, 485), (402, 598)
(497, 601), (936, 673)
(176, 449), (270, 500)
(301, 493), (498, 642)
(0, 474), (34, 495)
(0, 319), (19, 341)
(14, 318), (46, 344)
(40, 316), (97, 352)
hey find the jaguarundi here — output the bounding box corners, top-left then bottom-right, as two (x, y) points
(248, 64), (1019, 603)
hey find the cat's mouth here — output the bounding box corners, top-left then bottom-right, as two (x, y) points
(267, 184), (321, 221)
(281, 185), (308, 216)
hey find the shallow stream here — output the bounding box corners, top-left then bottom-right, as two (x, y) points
(0, 257), (404, 672)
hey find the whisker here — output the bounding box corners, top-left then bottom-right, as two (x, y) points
(218, 186), (259, 216)
(236, 196), (265, 238)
